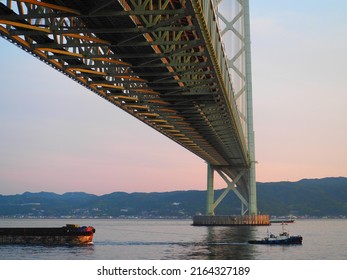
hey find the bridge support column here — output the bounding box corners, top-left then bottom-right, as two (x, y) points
(195, 163), (268, 226)
(244, 0), (257, 215)
(205, 164), (249, 216)
(206, 163), (215, 216)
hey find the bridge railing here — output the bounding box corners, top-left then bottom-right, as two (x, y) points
(193, 0), (248, 154)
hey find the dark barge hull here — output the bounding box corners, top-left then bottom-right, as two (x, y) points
(269, 219), (295, 224)
(0, 224), (95, 245)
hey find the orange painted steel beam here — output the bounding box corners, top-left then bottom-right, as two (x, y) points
(36, 48), (83, 58)
(0, 20), (50, 33)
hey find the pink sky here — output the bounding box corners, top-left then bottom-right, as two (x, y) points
(1, 1), (347, 195)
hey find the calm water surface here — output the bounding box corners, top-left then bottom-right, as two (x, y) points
(0, 219), (346, 260)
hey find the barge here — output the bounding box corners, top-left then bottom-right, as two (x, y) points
(270, 218), (295, 224)
(0, 224), (95, 245)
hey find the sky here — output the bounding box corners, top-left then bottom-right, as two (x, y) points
(1, 1), (347, 195)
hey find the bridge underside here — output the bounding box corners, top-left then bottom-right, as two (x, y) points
(0, 0), (252, 205)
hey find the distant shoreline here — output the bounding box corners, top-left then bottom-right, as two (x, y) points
(1, 177), (347, 218)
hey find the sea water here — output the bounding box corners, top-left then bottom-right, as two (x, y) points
(0, 218), (346, 260)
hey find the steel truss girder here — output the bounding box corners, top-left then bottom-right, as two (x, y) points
(0, 0), (250, 194)
(0, 8), (188, 20)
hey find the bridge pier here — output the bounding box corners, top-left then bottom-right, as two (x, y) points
(205, 163), (248, 217)
(193, 215), (269, 226)
(194, 163), (269, 226)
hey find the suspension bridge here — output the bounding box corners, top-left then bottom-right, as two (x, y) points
(0, 0), (268, 225)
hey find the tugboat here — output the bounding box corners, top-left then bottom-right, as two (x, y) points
(248, 226), (302, 245)
(0, 224), (95, 245)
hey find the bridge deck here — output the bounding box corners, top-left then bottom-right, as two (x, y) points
(0, 0), (250, 197)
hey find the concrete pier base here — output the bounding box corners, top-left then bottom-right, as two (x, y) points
(192, 215), (270, 226)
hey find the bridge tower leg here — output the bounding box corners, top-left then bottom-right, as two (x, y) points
(204, 164), (248, 216)
(214, 0), (257, 215)
(194, 164), (268, 225)
(206, 163), (215, 216)
(244, 0), (257, 215)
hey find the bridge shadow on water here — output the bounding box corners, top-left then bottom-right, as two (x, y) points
(186, 226), (258, 260)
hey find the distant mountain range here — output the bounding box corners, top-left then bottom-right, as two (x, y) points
(1, 177), (347, 218)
